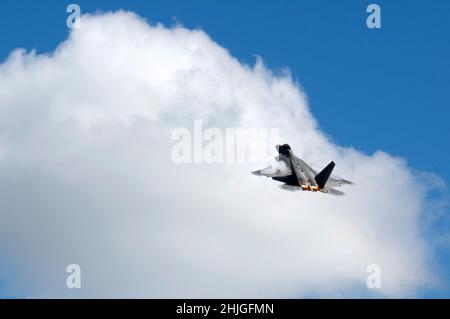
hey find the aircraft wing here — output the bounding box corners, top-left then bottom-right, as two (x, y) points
(325, 176), (354, 187)
(251, 160), (291, 177)
(309, 163), (353, 187)
(323, 187), (345, 196)
(278, 184), (301, 192)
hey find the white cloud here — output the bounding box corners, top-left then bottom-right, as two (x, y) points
(0, 11), (442, 297)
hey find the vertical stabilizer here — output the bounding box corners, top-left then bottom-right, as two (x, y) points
(315, 161), (335, 189)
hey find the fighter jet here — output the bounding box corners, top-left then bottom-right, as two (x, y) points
(252, 144), (353, 195)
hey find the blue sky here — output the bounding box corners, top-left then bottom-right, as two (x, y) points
(0, 0), (449, 297)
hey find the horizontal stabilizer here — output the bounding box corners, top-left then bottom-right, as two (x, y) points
(339, 178), (354, 185)
(326, 187), (345, 196)
(315, 161), (335, 189)
(279, 184), (301, 192)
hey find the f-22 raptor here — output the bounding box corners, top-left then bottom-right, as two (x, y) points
(252, 144), (353, 195)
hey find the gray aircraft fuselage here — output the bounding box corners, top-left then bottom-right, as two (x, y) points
(252, 144), (352, 195)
